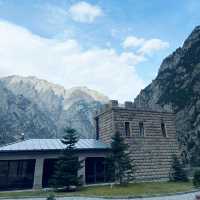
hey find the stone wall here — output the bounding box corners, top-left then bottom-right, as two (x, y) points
(95, 109), (114, 144)
(96, 100), (179, 181)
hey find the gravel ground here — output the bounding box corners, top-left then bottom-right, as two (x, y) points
(2, 191), (200, 200)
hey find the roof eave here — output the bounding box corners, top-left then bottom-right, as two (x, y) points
(0, 148), (111, 154)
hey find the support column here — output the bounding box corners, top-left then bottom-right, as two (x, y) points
(78, 156), (86, 185)
(33, 158), (44, 189)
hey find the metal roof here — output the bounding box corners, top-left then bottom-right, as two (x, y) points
(0, 139), (110, 152)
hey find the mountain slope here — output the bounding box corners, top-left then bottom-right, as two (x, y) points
(0, 75), (108, 141)
(134, 26), (200, 166)
(0, 83), (57, 144)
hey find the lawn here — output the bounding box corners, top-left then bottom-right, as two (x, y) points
(0, 181), (195, 199)
(73, 181), (194, 197)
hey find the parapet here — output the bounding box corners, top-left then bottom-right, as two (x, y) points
(95, 100), (174, 117)
(109, 100), (119, 107)
(124, 101), (134, 108)
(108, 100), (135, 109)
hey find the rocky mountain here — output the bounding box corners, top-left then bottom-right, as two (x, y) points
(0, 83), (57, 144)
(134, 26), (200, 166)
(0, 75), (109, 144)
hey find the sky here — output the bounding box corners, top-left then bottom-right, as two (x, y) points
(0, 0), (200, 102)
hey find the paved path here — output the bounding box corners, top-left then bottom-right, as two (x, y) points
(2, 191), (200, 200)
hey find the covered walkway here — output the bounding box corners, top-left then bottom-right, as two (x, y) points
(0, 139), (110, 190)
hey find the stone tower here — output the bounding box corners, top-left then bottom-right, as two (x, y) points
(95, 100), (179, 180)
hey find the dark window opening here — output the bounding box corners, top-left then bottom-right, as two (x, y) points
(125, 122), (131, 137)
(139, 122), (144, 137)
(85, 157), (106, 184)
(95, 117), (99, 140)
(42, 159), (58, 188)
(42, 158), (79, 188)
(161, 121), (167, 137)
(0, 159), (35, 190)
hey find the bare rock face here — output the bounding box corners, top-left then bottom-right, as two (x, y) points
(134, 26), (200, 166)
(0, 83), (57, 144)
(0, 76), (109, 144)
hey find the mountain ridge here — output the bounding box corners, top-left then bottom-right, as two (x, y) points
(134, 25), (200, 165)
(0, 75), (109, 144)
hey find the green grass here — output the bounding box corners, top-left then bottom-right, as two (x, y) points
(74, 181), (194, 197)
(0, 181), (195, 199)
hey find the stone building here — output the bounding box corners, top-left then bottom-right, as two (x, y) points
(0, 100), (179, 190)
(95, 100), (179, 180)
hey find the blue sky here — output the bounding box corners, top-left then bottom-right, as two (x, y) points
(0, 0), (199, 101)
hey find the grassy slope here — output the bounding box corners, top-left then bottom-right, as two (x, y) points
(0, 181), (195, 199)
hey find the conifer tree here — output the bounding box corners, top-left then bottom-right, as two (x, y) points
(170, 154), (188, 182)
(50, 128), (83, 189)
(106, 132), (135, 184)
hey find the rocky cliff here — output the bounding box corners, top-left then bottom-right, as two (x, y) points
(0, 76), (109, 144)
(0, 83), (57, 144)
(134, 26), (200, 166)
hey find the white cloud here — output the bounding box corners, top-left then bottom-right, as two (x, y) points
(0, 20), (145, 102)
(123, 36), (169, 56)
(138, 38), (169, 55)
(45, 4), (68, 26)
(122, 36), (145, 49)
(68, 1), (103, 23)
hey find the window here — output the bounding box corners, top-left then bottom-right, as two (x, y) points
(139, 122), (144, 137)
(0, 160), (35, 189)
(125, 122), (131, 137)
(95, 117), (99, 140)
(161, 121), (167, 137)
(8, 161), (18, 177)
(0, 161), (8, 175)
(17, 161), (27, 176)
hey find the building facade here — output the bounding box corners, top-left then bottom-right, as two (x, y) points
(0, 139), (110, 190)
(95, 100), (179, 180)
(0, 100), (179, 190)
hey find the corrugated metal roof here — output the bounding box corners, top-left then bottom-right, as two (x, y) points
(0, 139), (110, 152)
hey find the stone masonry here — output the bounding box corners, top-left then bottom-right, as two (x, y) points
(95, 100), (179, 180)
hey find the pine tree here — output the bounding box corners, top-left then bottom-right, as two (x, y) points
(46, 194), (56, 200)
(106, 132), (135, 185)
(50, 128), (83, 189)
(189, 131), (200, 166)
(170, 154), (188, 182)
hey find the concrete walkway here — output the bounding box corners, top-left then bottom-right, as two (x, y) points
(2, 191), (200, 200)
